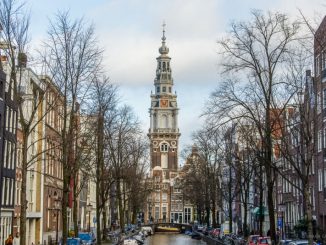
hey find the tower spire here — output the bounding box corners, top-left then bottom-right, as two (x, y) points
(162, 21), (166, 42)
(159, 21), (169, 55)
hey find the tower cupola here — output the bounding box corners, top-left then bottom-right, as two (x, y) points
(159, 23), (169, 55)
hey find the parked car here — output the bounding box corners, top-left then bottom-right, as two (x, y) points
(66, 238), (82, 245)
(210, 228), (221, 238)
(288, 240), (308, 245)
(203, 226), (213, 235)
(78, 232), (96, 245)
(248, 235), (260, 245)
(279, 240), (292, 245)
(257, 237), (271, 245)
(197, 224), (204, 232)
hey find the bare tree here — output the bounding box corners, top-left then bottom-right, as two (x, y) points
(41, 11), (102, 243)
(104, 105), (142, 233)
(87, 75), (117, 244)
(205, 10), (301, 242)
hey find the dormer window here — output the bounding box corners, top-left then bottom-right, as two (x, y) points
(161, 143), (168, 152)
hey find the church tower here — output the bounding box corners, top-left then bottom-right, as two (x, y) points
(148, 23), (180, 171)
(146, 24), (181, 223)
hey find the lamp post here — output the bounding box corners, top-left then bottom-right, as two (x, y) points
(50, 197), (61, 245)
(86, 203), (93, 232)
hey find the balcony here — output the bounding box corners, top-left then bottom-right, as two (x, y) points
(152, 128), (179, 134)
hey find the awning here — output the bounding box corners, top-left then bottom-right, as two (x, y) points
(251, 206), (268, 216)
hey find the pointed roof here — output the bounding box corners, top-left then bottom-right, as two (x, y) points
(159, 21), (169, 55)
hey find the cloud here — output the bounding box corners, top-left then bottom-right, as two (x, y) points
(27, 0), (326, 150)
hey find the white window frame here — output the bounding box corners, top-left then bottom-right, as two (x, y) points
(316, 54), (320, 76)
(318, 130), (322, 152)
(319, 169), (323, 191)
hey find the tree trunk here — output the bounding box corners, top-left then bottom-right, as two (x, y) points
(267, 179), (276, 242)
(131, 206), (137, 224)
(96, 184), (101, 245)
(303, 182), (314, 245)
(19, 130), (28, 245)
(243, 185), (249, 237)
(73, 190), (78, 237)
(117, 178), (125, 232)
(96, 114), (104, 245)
(259, 163), (264, 236)
(212, 201), (217, 228)
(102, 209), (107, 240)
(229, 165), (233, 234)
(206, 206), (210, 228)
(62, 170), (70, 244)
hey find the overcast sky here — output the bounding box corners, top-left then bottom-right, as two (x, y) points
(28, 0), (325, 156)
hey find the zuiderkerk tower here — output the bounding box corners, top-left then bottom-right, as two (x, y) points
(146, 24), (181, 223)
(148, 24), (180, 171)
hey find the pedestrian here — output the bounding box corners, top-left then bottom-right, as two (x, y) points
(5, 234), (13, 245)
(13, 233), (20, 245)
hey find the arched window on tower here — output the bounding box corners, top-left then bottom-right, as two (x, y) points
(163, 62), (166, 71)
(161, 143), (168, 152)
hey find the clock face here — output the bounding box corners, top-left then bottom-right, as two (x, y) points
(160, 99), (168, 108)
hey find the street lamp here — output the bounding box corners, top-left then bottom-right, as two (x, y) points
(86, 203), (93, 232)
(50, 197), (61, 245)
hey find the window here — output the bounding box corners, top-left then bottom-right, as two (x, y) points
(323, 89), (326, 109)
(319, 169), (323, 191)
(324, 168), (326, 187)
(155, 193), (161, 202)
(162, 193), (167, 202)
(184, 208), (191, 224)
(162, 86), (166, 93)
(157, 86), (160, 93)
(317, 92), (321, 114)
(155, 207), (160, 220)
(316, 55), (320, 76)
(322, 50), (326, 71)
(318, 130), (322, 152)
(160, 143), (168, 152)
(169, 87), (171, 93)
(324, 128), (326, 149)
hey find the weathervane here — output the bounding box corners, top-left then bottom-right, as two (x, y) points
(162, 21), (166, 41)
